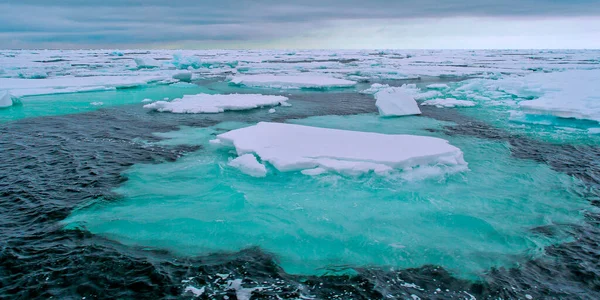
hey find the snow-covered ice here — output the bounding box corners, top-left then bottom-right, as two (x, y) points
(134, 57), (161, 69)
(427, 83), (449, 89)
(216, 122), (466, 176)
(228, 154), (268, 177)
(143, 93), (289, 114)
(421, 98), (476, 108)
(374, 87), (422, 117)
(0, 76), (172, 97)
(229, 75), (356, 89)
(504, 70), (600, 122)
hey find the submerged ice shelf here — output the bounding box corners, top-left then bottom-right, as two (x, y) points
(63, 114), (591, 278)
(216, 122), (465, 176)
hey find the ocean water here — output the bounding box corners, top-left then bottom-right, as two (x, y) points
(2, 49), (600, 299)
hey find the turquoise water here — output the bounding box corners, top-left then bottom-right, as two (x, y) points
(0, 84), (213, 123)
(430, 81), (600, 145)
(63, 114), (590, 278)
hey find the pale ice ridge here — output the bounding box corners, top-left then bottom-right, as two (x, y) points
(228, 74), (356, 89)
(421, 98), (476, 108)
(143, 93), (289, 114)
(216, 122), (467, 176)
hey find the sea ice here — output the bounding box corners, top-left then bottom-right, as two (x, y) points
(229, 75), (356, 89)
(374, 87), (421, 117)
(0, 91), (14, 108)
(134, 57), (161, 69)
(172, 72), (192, 82)
(497, 70), (600, 123)
(427, 83), (449, 89)
(0, 76), (171, 97)
(143, 93), (289, 114)
(421, 98), (476, 108)
(360, 83), (390, 94)
(216, 122), (466, 176)
(228, 154), (267, 177)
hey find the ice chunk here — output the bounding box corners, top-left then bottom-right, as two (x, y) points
(426, 83), (449, 89)
(183, 286), (205, 297)
(228, 154), (267, 177)
(421, 98), (476, 108)
(374, 87), (421, 117)
(172, 72), (192, 82)
(229, 75), (356, 89)
(217, 122), (466, 176)
(134, 57), (160, 69)
(0, 91), (14, 108)
(144, 93), (288, 114)
(360, 83), (390, 94)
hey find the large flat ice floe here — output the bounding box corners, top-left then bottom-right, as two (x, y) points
(143, 93), (289, 113)
(495, 70), (600, 123)
(229, 74), (356, 89)
(374, 87), (422, 117)
(0, 76), (171, 97)
(216, 122), (467, 176)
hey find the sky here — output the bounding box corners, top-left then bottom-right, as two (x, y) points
(1, 0), (600, 49)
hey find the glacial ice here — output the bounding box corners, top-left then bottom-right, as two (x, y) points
(374, 87), (422, 117)
(0, 91), (14, 108)
(421, 98), (476, 108)
(229, 75), (356, 89)
(216, 122), (466, 176)
(143, 93), (289, 114)
(228, 154), (267, 177)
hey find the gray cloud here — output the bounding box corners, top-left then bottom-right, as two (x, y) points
(2, 0), (600, 48)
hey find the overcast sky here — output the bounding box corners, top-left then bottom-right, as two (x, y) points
(2, 0), (600, 49)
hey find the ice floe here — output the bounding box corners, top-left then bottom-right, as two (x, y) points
(421, 98), (476, 108)
(143, 93), (289, 114)
(504, 70), (600, 122)
(0, 76), (171, 97)
(374, 87), (421, 117)
(228, 154), (267, 177)
(229, 75), (356, 89)
(216, 122), (466, 176)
